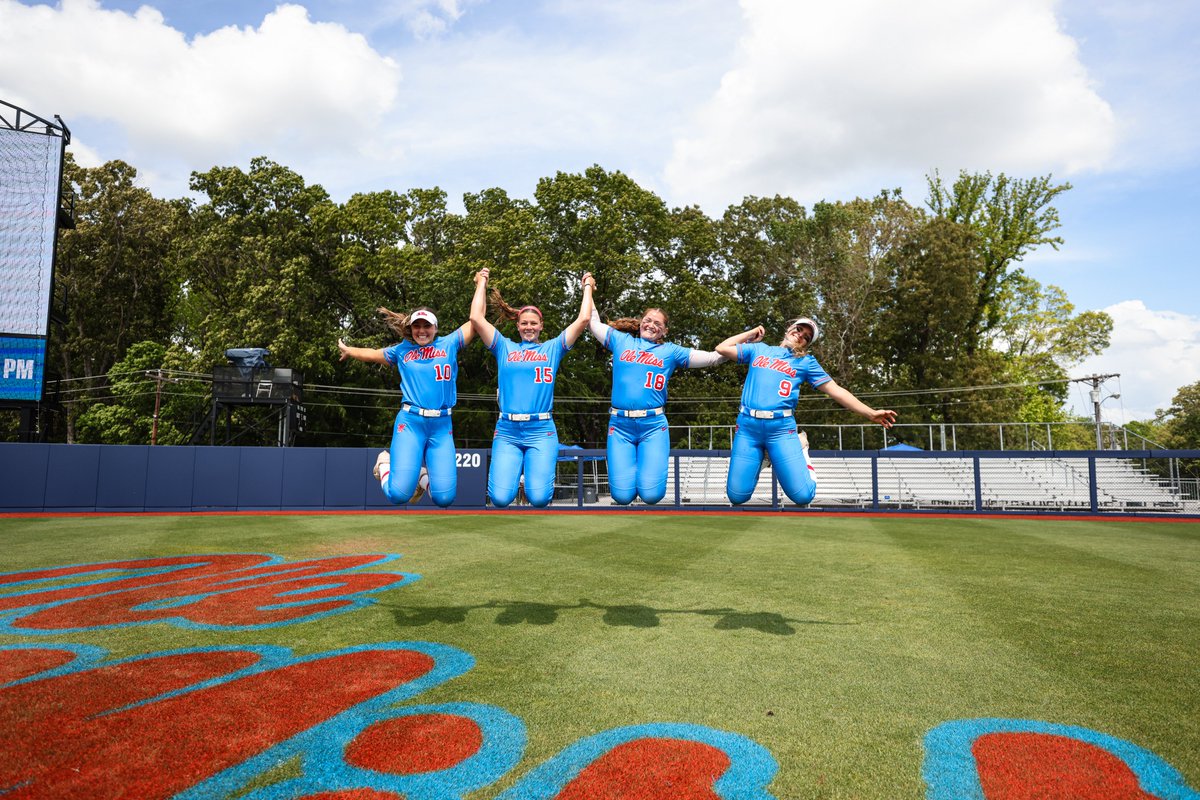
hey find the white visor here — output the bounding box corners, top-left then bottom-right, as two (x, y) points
(787, 316), (819, 343)
(410, 309), (438, 327)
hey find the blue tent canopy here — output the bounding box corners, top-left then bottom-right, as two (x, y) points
(558, 444), (604, 462)
(883, 442), (922, 451)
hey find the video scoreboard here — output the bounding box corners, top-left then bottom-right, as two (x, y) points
(0, 107), (67, 403)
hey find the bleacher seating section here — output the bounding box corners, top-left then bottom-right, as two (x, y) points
(652, 454), (1185, 511)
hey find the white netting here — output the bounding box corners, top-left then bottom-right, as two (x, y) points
(0, 127), (61, 337)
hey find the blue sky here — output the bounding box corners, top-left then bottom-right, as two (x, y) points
(2, 0), (1197, 424)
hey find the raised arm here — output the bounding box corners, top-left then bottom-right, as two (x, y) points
(715, 325), (765, 361)
(562, 271), (595, 347)
(457, 318), (476, 346)
(338, 339), (389, 365)
(588, 305), (610, 345)
(686, 349), (728, 368)
(816, 379), (897, 428)
(469, 268), (497, 349)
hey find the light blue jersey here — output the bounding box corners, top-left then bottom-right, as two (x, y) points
(735, 342), (830, 411)
(376, 328), (467, 508)
(489, 333), (569, 414)
(383, 330), (465, 410)
(603, 329), (692, 410)
(727, 342), (828, 506)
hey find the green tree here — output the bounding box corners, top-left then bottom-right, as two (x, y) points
(716, 194), (811, 334)
(926, 170), (1072, 354)
(535, 165), (673, 310)
(991, 273), (1112, 421)
(878, 217), (991, 425)
(1155, 381), (1200, 449)
(50, 155), (186, 442)
(73, 341), (207, 445)
(799, 191), (921, 389)
(180, 157), (340, 371)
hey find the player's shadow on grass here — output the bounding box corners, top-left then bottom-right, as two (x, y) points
(386, 599), (854, 636)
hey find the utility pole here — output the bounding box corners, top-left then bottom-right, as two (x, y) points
(1072, 373), (1119, 449)
(149, 370), (164, 446)
(147, 369), (177, 446)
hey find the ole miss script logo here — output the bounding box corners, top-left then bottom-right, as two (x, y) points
(403, 346), (449, 362)
(619, 350), (665, 368)
(507, 350), (549, 363)
(750, 355), (797, 378)
(1, 553), (1194, 799)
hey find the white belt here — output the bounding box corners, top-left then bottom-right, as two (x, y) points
(500, 412), (553, 421)
(610, 407), (665, 418)
(402, 403), (451, 418)
(740, 406), (793, 419)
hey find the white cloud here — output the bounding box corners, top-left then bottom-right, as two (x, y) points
(665, 0), (1117, 211)
(0, 0), (399, 190)
(351, 0), (472, 39)
(1072, 301), (1200, 423)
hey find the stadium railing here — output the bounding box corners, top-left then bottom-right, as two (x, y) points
(554, 448), (1200, 515)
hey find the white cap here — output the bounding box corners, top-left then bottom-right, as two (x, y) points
(787, 317), (819, 343)
(410, 309), (438, 327)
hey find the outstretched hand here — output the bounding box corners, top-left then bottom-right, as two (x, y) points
(474, 268), (490, 286)
(872, 408), (898, 428)
(582, 271), (596, 290)
(744, 325), (765, 343)
(337, 338), (350, 362)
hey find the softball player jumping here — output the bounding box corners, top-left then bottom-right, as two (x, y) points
(715, 317), (896, 505)
(338, 306), (475, 507)
(470, 268), (595, 508)
(589, 306), (725, 504)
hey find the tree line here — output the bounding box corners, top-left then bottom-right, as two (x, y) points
(16, 155), (1136, 450)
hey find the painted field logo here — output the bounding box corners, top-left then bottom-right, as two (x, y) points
(0, 554), (415, 633)
(924, 719), (1199, 800)
(0, 642), (776, 799)
(4, 556), (1193, 798)
(0, 556), (778, 799)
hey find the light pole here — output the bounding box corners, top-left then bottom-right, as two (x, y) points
(1081, 373), (1120, 449)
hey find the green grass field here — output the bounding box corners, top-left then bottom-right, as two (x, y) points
(1, 511), (1198, 798)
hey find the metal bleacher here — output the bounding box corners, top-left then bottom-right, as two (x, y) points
(635, 451), (1191, 513)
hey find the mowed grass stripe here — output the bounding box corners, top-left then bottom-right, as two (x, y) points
(0, 513), (1196, 799)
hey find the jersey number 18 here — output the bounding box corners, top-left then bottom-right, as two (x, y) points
(643, 372), (666, 391)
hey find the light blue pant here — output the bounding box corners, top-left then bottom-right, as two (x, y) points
(489, 418), (559, 508)
(607, 414), (671, 505)
(726, 414), (815, 506)
(384, 408), (456, 507)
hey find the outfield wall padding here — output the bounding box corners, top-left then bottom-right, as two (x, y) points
(0, 444), (489, 512)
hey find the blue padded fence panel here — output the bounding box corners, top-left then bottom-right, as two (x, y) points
(44, 444), (100, 511)
(192, 448), (241, 510)
(281, 448), (328, 510)
(96, 445), (150, 510)
(237, 448), (285, 509)
(360, 448), (394, 510)
(145, 446), (196, 510)
(0, 442), (50, 511)
(457, 449), (488, 509)
(326, 448), (372, 509)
